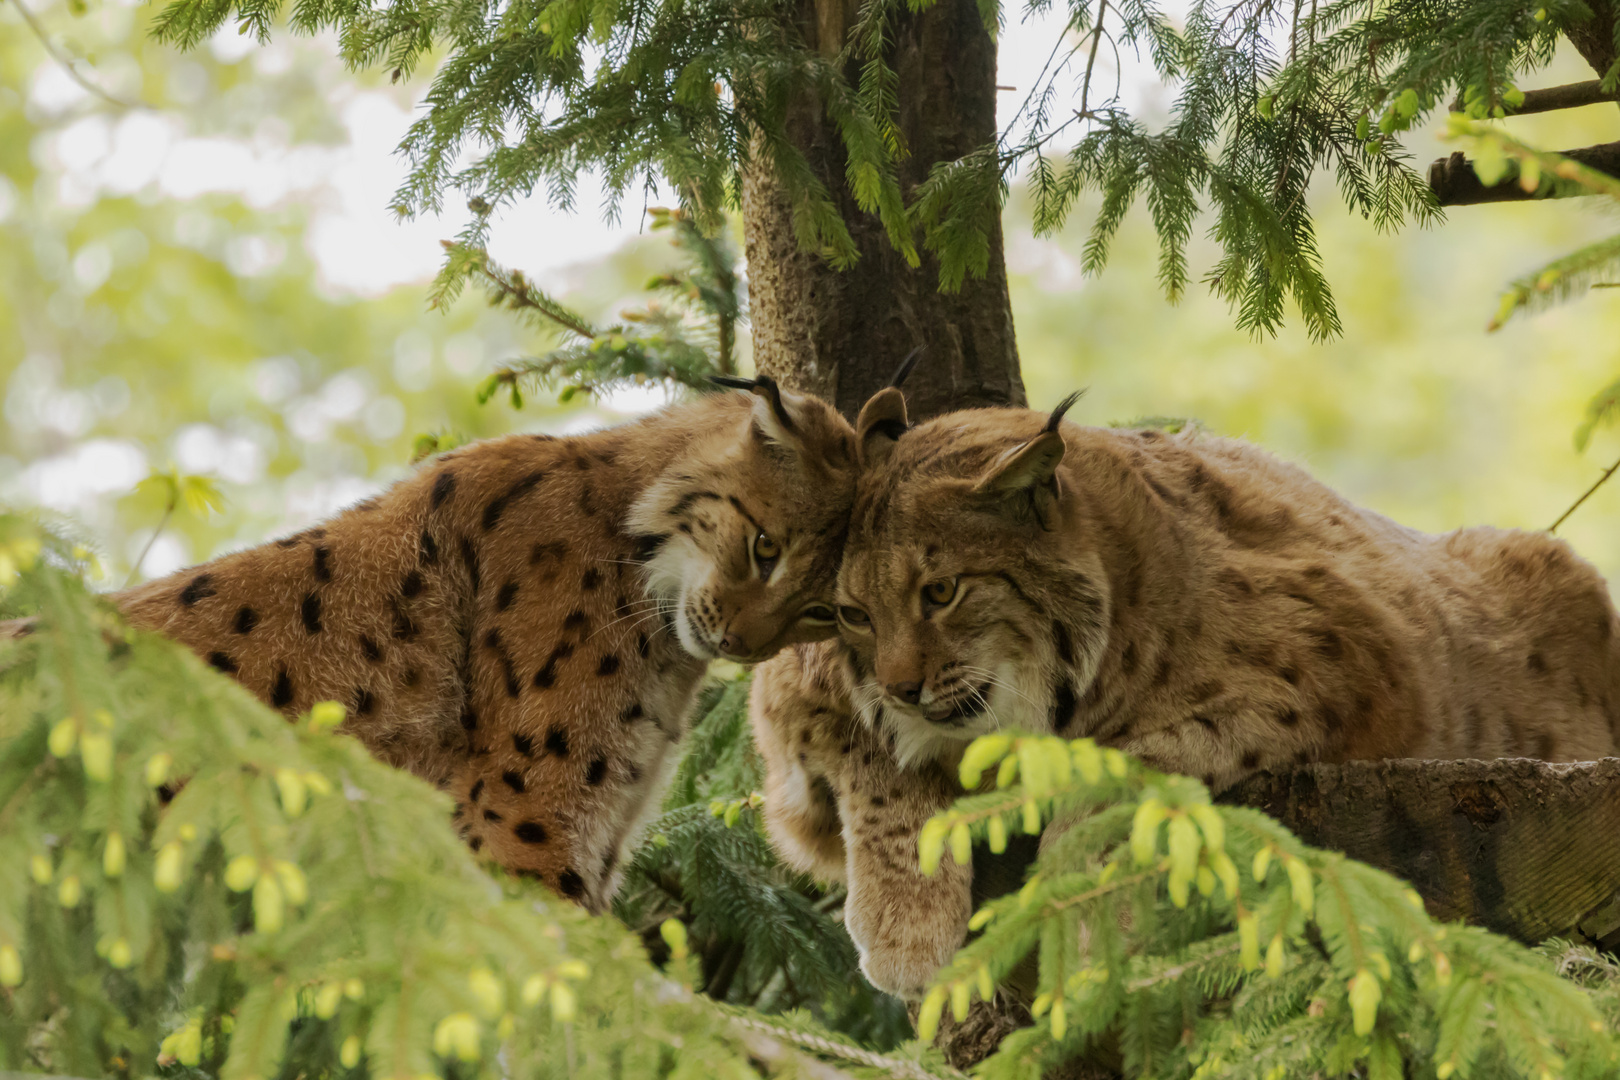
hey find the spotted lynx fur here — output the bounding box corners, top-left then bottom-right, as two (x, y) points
(751, 391), (1620, 995)
(104, 382), (858, 909)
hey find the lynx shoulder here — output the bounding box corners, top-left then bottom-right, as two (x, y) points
(754, 394), (1620, 993)
(114, 380), (856, 908)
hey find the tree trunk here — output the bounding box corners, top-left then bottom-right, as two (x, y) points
(740, 0), (1025, 421)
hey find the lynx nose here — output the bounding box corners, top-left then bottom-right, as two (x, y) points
(886, 681), (923, 705)
(718, 633), (749, 660)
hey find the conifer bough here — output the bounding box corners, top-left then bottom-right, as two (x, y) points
(145, 0), (1618, 343)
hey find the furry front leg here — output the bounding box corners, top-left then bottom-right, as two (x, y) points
(839, 741), (971, 999)
(749, 648), (853, 880)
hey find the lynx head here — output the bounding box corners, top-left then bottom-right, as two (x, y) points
(834, 392), (1112, 766)
(627, 376), (862, 665)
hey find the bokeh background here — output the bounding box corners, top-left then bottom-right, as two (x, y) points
(4, 0), (1620, 586)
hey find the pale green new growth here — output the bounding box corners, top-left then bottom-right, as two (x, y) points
(917, 731), (1619, 1079)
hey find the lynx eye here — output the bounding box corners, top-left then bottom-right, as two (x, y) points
(922, 578), (959, 608)
(752, 532), (781, 576)
(838, 606), (872, 630)
(800, 605), (836, 625)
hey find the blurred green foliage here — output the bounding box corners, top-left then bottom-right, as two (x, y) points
(5, 2), (1620, 584)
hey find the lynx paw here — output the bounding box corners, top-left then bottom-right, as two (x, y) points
(855, 935), (961, 1000)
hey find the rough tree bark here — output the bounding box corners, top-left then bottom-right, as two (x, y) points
(741, 0), (1025, 421)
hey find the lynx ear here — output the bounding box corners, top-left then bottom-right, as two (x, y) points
(712, 374), (805, 445)
(853, 348), (923, 468)
(972, 391), (1083, 530)
(856, 389), (908, 468)
(710, 374), (852, 467)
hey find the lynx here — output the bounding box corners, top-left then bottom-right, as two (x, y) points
(38, 379), (860, 910)
(752, 392), (1620, 995)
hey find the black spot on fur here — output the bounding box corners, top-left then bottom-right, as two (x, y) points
(461, 707), (478, 731)
(461, 537), (481, 595)
(486, 630), (522, 697)
(1241, 751), (1261, 770)
(271, 668), (294, 709)
(275, 536), (301, 548)
(631, 535), (666, 562)
(515, 820), (547, 844)
(313, 546), (332, 583)
(597, 654), (620, 676)
(1320, 704), (1342, 730)
(564, 610), (589, 633)
(420, 531), (440, 565)
(513, 732), (534, 757)
(391, 597), (420, 641)
(483, 809), (503, 823)
(179, 574), (216, 606)
(637, 633), (650, 658)
(622, 703), (643, 723)
(1527, 651), (1548, 674)
(1052, 621), (1075, 665)
(1121, 641), (1138, 675)
(355, 688), (377, 715)
(1191, 714), (1217, 731)
(469, 836), (482, 852)
(360, 635), (383, 662)
(431, 471), (456, 509)
(557, 870), (585, 898)
(403, 666), (420, 688)
(483, 471), (545, 531)
(1310, 627), (1342, 659)
(545, 728), (570, 757)
(530, 541), (568, 565)
(1279, 666), (1299, 685)
(208, 651), (238, 674)
(401, 570), (424, 598)
(1277, 708), (1299, 726)
(301, 593), (323, 634)
(470, 778), (484, 802)
(497, 581), (519, 611)
(574, 455), (591, 471)
(1151, 657), (1174, 687)
(502, 770), (526, 794)
(578, 483), (597, 516)
(581, 568), (602, 590)
(1052, 683), (1077, 725)
(234, 606), (259, 634)
(586, 757), (607, 786)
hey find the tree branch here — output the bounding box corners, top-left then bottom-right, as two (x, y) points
(1428, 142), (1620, 206)
(1449, 80), (1620, 116)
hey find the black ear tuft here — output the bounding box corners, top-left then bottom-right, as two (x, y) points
(709, 374), (758, 392)
(750, 375), (795, 433)
(890, 347), (924, 389)
(1044, 390), (1086, 434)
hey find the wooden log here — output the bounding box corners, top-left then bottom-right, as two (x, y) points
(937, 758), (1620, 1072)
(1222, 757), (1620, 947)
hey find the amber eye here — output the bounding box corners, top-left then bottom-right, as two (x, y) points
(801, 605), (837, 625)
(753, 532), (781, 563)
(922, 578), (959, 608)
(838, 606), (872, 630)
